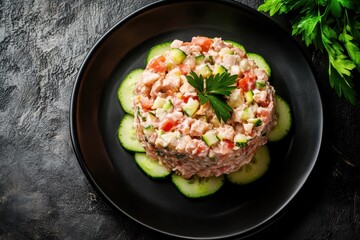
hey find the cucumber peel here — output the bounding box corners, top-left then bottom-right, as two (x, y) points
(268, 95), (292, 142)
(134, 153), (171, 178)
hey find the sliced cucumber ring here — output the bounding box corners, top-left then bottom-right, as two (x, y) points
(146, 42), (171, 65)
(269, 95), (292, 142)
(171, 174), (224, 198)
(224, 40), (247, 53)
(247, 52), (271, 77)
(117, 114), (145, 152)
(117, 69), (143, 115)
(227, 145), (270, 185)
(134, 153), (171, 179)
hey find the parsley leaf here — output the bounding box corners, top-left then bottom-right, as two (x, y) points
(186, 71), (237, 123)
(258, 0), (360, 104)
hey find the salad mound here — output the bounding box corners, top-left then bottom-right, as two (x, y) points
(133, 36), (277, 179)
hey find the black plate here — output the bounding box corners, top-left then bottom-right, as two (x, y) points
(70, 0), (323, 239)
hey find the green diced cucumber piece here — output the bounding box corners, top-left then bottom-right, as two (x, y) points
(143, 125), (155, 138)
(117, 69), (144, 115)
(148, 111), (156, 121)
(152, 97), (167, 109)
(245, 90), (254, 103)
(155, 108), (167, 119)
(197, 64), (212, 78)
(136, 106), (146, 122)
(268, 95), (292, 142)
(228, 89), (242, 109)
(213, 65), (227, 75)
(182, 98), (199, 117)
(241, 107), (251, 121)
(219, 47), (234, 56)
(197, 115), (207, 122)
(169, 48), (186, 65)
(163, 99), (173, 111)
(158, 131), (180, 147)
(234, 133), (247, 147)
(227, 145), (270, 184)
(249, 118), (262, 127)
(117, 114), (145, 152)
(146, 42), (171, 65)
(202, 131), (219, 146)
(207, 56), (214, 64)
(195, 54), (205, 65)
(171, 174), (225, 198)
(134, 153), (171, 179)
(255, 80), (266, 89)
(247, 53), (271, 77)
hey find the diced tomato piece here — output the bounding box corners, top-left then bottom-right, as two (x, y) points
(257, 108), (271, 123)
(161, 119), (177, 132)
(182, 95), (199, 104)
(182, 95), (190, 103)
(237, 72), (256, 91)
(223, 139), (234, 149)
(195, 144), (206, 154)
(191, 36), (213, 52)
(140, 98), (153, 111)
(148, 55), (167, 72)
(179, 64), (190, 75)
(258, 98), (270, 107)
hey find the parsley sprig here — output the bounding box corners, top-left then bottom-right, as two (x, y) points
(258, 0), (360, 104)
(186, 71), (237, 123)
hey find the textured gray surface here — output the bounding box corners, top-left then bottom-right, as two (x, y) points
(1, 0), (360, 239)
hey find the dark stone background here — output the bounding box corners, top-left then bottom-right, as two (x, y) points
(1, 0), (359, 239)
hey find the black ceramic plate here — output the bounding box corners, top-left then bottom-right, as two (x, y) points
(70, 0), (323, 239)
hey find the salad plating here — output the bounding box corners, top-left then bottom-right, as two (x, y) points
(132, 37), (277, 179)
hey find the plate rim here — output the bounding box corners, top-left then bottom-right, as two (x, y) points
(69, 0), (323, 239)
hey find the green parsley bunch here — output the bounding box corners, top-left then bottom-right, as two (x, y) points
(258, 0), (360, 104)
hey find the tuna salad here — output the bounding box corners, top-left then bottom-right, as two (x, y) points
(133, 36), (277, 179)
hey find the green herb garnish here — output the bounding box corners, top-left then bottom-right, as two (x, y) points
(258, 0), (360, 104)
(186, 71), (237, 123)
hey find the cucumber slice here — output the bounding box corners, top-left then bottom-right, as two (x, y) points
(134, 153), (171, 178)
(197, 64), (212, 78)
(152, 97), (167, 109)
(213, 64), (227, 75)
(195, 54), (205, 64)
(245, 90), (254, 103)
(171, 174), (225, 198)
(146, 42), (171, 65)
(182, 98), (199, 117)
(268, 95), (292, 142)
(117, 114), (145, 152)
(169, 48), (186, 64)
(163, 99), (173, 111)
(224, 40), (246, 53)
(234, 133), (247, 147)
(117, 69), (143, 115)
(227, 145), (270, 185)
(247, 53), (271, 77)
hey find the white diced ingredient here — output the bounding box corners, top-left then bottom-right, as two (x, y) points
(243, 123), (254, 134)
